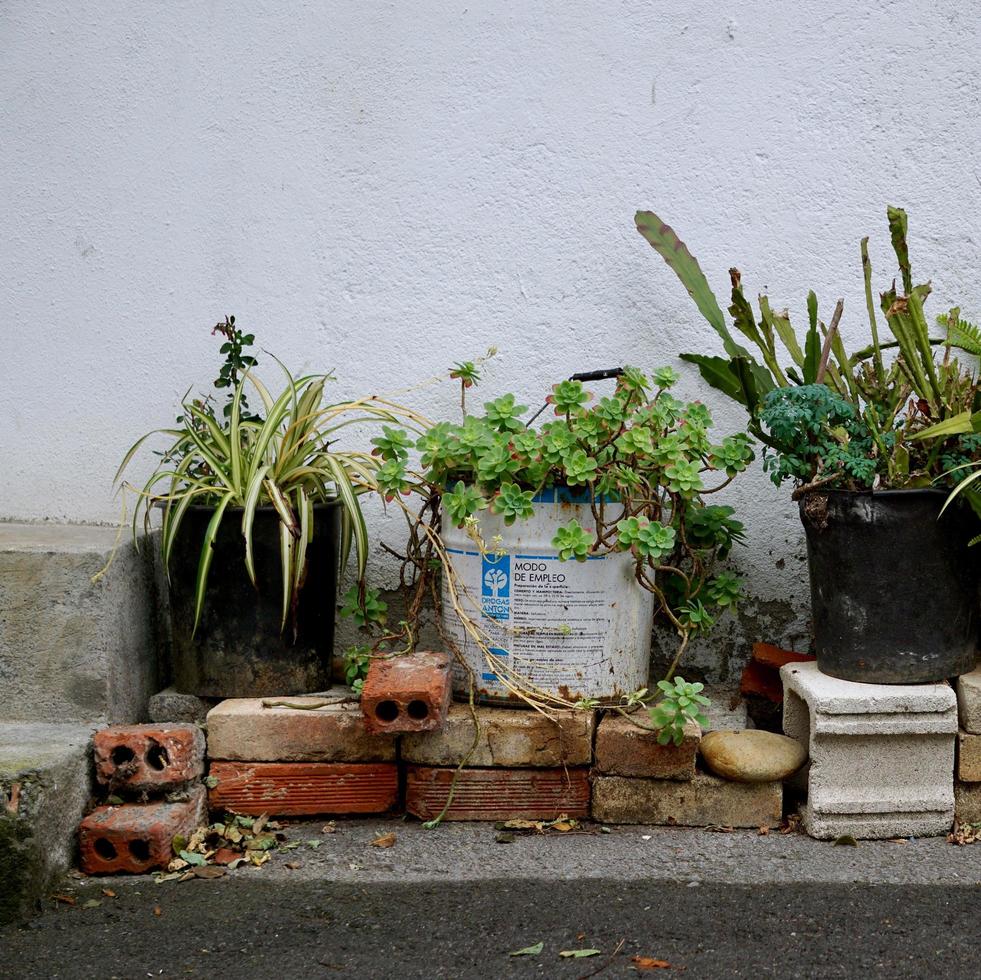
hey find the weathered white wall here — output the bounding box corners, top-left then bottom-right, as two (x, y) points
(3, 1), (979, 676)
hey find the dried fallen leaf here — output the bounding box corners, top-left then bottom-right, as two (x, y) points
(758, 826), (770, 836)
(321, 822), (336, 834)
(833, 834), (858, 847)
(559, 949), (600, 959)
(632, 955), (671, 970)
(550, 821), (574, 832)
(501, 819), (542, 831)
(284, 861), (302, 870)
(509, 942), (543, 957)
(227, 857), (248, 870)
(370, 832), (397, 848)
(203, 775), (219, 789)
(252, 813), (269, 835)
(887, 837), (909, 845)
(152, 905), (162, 917)
(81, 899), (101, 910)
(305, 839), (322, 849)
(495, 832), (515, 844)
(212, 848), (240, 865)
(101, 888), (116, 899)
(192, 865), (226, 879)
(52, 894), (76, 906)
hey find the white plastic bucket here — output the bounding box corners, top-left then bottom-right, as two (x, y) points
(440, 488), (654, 704)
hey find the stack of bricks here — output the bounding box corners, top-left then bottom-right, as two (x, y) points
(591, 713), (782, 827)
(79, 724), (208, 874)
(200, 649), (785, 827)
(955, 668), (981, 822)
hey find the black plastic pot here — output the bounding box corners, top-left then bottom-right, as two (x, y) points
(167, 502), (340, 697)
(799, 489), (979, 684)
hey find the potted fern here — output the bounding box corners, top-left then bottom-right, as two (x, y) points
(636, 207), (980, 683)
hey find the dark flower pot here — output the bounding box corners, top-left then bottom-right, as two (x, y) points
(799, 489), (979, 684)
(167, 502), (340, 697)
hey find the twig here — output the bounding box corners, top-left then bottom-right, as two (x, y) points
(815, 299), (845, 384)
(577, 938), (625, 979)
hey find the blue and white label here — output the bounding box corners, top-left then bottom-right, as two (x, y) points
(481, 553), (511, 620)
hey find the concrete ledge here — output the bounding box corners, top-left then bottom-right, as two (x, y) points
(0, 522), (161, 723)
(0, 722), (94, 924)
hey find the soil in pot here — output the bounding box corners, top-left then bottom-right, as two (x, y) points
(799, 489), (979, 684)
(167, 502), (340, 697)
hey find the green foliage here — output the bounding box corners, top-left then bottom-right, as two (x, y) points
(449, 361), (481, 388)
(340, 585), (388, 628)
(490, 483), (535, 525)
(342, 644), (372, 695)
(649, 677), (710, 746)
(636, 207), (980, 492)
(551, 520), (594, 561)
(379, 366), (756, 645)
(210, 315), (259, 419)
(442, 480), (487, 527)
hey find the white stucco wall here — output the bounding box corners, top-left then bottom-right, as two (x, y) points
(3, 1), (979, 676)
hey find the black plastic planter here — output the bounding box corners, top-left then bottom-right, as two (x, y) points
(167, 502), (340, 697)
(799, 489), (979, 684)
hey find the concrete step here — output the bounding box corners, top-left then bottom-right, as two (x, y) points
(0, 522), (161, 724)
(0, 722), (95, 924)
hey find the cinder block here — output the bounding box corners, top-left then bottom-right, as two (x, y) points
(94, 724), (205, 794)
(79, 785), (207, 875)
(207, 761), (398, 816)
(591, 772), (781, 827)
(148, 687), (216, 725)
(594, 714), (698, 779)
(361, 651), (451, 734)
(405, 765), (590, 821)
(957, 668), (981, 734)
(401, 704), (593, 767)
(782, 661), (956, 840)
(206, 697), (395, 762)
(957, 731), (981, 782)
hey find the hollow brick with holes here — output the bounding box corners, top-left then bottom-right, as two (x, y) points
(93, 723), (205, 794)
(78, 785), (207, 875)
(360, 651), (452, 734)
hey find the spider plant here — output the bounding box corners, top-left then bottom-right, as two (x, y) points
(114, 365), (413, 634)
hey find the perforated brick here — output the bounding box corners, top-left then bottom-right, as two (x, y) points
(361, 651), (451, 734)
(93, 724), (205, 794)
(79, 785), (207, 875)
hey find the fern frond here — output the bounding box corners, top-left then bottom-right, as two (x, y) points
(937, 312), (981, 356)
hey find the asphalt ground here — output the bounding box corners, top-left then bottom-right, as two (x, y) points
(4, 819), (981, 979)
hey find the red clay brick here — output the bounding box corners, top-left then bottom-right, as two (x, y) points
(594, 714), (699, 779)
(739, 660), (784, 703)
(405, 765), (591, 821)
(361, 651), (451, 734)
(207, 761), (398, 816)
(79, 785), (207, 875)
(751, 642), (815, 671)
(94, 724), (205, 794)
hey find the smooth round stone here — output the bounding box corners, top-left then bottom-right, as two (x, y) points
(699, 729), (806, 783)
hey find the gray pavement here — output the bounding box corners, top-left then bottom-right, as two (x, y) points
(4, 819), (981, 978)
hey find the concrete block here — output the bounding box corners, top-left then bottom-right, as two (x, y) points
(593, 714), (698, 779)
(0, 523), (161, 724)
(361, 651), (451, 734)
(591, 772), (782, 827)
(148, 687), (216, 725)
(405, 765), (591, 821)
(782, 661), (956, 840)
(956, 668), (981, 734)
(206, 696), (396, 763)
(401, 704), (593, 767)
(957, 731), (981, 782)
(93, 724), (205, 794)
(0, 723), (94, 923)
(79, 785), (207, 875)
(207, 761), (398, 816)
